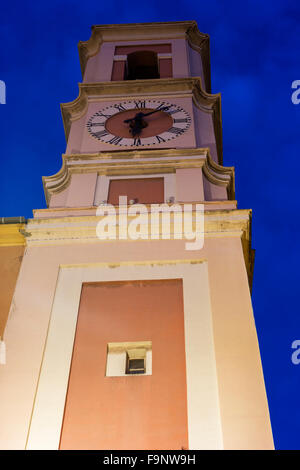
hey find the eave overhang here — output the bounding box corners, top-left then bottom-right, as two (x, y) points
(42, 148), (234, 206)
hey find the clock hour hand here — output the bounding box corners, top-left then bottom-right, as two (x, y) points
(123, 112), (144, 124)
(129, 116), (147, 137)
(123, 112), (148, 137)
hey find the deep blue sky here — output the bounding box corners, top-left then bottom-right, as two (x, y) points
(1, 0), (300, 449)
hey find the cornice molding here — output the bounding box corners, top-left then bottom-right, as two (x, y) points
(203, 153), (235, 199)
(25, 209), (251, 247)
(33, 200), (238, 219)
(43, 149), (208, 205)
(60, 77), (222, 161)
(0, 224), (26, 247)
(42, 148), (233, 205)
(186, 23), (211, 92)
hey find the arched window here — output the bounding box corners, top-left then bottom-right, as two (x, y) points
(125, 51), (159, 80)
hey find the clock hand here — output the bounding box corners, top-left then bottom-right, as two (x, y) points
(129, 117), (147, 137)
(123, 106), (170, 123)
(124, 112), (144, 124)
(137, 106), (171, 118)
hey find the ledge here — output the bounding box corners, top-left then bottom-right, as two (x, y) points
(43, 148), (232, 205)
(0, 224), (26, 247)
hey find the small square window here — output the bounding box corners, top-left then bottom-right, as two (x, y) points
(126, 348), (146, 374)
(126, 358), (145, 374)
(106, 341), (152, 377)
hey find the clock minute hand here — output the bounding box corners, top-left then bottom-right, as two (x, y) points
(137, 106), (170, 118)
(123, 106), (170, 123)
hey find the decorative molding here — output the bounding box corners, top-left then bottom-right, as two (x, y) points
(203, 153), (235, 199)
(107, 341), (152, 353)
(43, 148), (209, 198)
(24, 209), (251, 246)
(186, 23), (211, 92)
(241, 211), (255, 292)
(32, 200), (238, 220)
(42, 148), (232, 204)
(0, 224), (26, 247)
(113, 55), (127, 61)
(157, 53), (172, 59)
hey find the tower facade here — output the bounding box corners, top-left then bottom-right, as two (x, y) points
(0, 21), (274, 450)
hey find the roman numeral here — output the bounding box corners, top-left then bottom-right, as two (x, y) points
(167, 108), (180, 115)
(94, 130), (109, 138)
(168, 127), (184, 136)
(156, 135), (165, 143)
(114, 104), (126, 112)
(134, 100), (146, 109)
(155, 102), (168, 111)
(108, 136), (123, 145)
(173, 118), (188, 123)
(133, 137), (142, 146)
(89, 122), (105, 127)
(96, 112), (112, 118)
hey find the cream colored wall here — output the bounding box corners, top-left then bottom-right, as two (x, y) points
(0, 235), (273, 450)
(207, 237), (273, 449)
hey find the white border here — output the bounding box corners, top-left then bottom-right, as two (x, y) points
(26, 261), (223, 450)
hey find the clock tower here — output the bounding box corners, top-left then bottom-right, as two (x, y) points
(0, 21), (274, 450)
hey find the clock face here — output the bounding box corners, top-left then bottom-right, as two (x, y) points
(86, 99), (191, 147)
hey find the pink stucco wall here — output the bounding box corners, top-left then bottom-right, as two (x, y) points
(203, 174), (228, 201)
(66, 173), (97, 207)
(187, 43), (205, 88)
(176, 168), (204, 202)
(192, 104), (218, 162)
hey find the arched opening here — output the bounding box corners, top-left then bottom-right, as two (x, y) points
(125, 51), (160, 80)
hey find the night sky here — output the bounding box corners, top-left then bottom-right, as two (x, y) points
(1, 0), (300, 449)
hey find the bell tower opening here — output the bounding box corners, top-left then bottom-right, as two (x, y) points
(125, 50), (160, 80)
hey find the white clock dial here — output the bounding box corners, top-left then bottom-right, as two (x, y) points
(86, 99), (191, 147)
